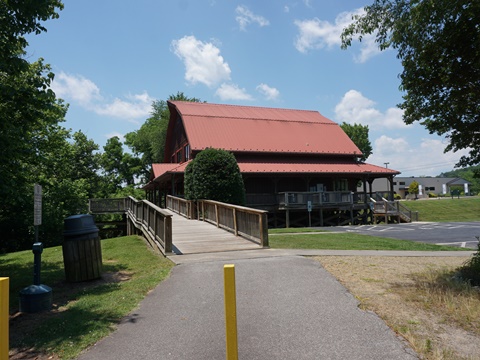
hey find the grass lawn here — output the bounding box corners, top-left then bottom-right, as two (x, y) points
(401, 196), (480, 222)
(1, 236), (173, 359)
(268, 227), (327, 234)
(269, 232), (468, 251)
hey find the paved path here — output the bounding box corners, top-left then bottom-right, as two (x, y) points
(77, 219), (476, 359)
(77, 255), (418, 360)
(168, 248), (474, 265)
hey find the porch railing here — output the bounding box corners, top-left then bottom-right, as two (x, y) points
(197, 199), (269, 247)
(125, 196), (173, 254)
(373, 200), (417, 223)
(278, 191), (354, 207)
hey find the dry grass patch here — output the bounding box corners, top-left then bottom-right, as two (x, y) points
(315, 256), (480, 360)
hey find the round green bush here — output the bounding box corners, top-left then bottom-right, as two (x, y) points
(184, 148), (246, 205)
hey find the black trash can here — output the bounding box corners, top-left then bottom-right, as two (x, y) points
(63, 214), (102, 282)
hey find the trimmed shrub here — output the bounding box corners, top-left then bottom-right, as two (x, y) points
(394, 193), (402, 200)
(428, 192), (437, 198)
(184, 148), (246, 205)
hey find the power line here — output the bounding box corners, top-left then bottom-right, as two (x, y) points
(397, 161), (462, 173)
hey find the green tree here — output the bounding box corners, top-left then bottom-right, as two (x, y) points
(125, 92), (202, 181)
(0, 1), (67, 252)
(339, 122), (373, 161)
(101, 136), (142, 194)
(185, 148), (246, 205)
(341, 0), (480, 169)
(408, 180), (419, 199)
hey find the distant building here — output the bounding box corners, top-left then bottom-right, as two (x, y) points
(361, 177), (471, 199)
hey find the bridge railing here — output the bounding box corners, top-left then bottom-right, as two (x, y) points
(125, 196), (173, 254)
(166, 195), (196, 219)
(197, 199), (268, 247)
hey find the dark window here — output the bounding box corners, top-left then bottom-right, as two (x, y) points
(184, 144), (190, 161)
(399, 182), (405, 185)
(393, 182), (397, 185)
(176, 150), (183, 163)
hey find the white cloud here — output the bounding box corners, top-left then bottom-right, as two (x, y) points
(374, 135), (410, 156)
(51, 72), (152, 120)
(52, 72), (102, 106)
(284, 6), (290, 13)
(95, 92), (153, 120)
(367, 135), (471, 176)
(171, 35), (231, 87)
(256, 83), (280, 100)
(335, 90), (408, 130)
(303, 0), (313, 8)
(294, 8), (381, 62)
(106, 132), (125, 142)
(235, 5), (270, 31)
(215, 83), (253, 101)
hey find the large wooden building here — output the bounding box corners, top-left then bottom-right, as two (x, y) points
(144, 101), (400, 227)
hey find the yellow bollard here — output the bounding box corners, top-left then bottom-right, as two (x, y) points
(0, 277), (9, 360)
(224, 265), (238, 360)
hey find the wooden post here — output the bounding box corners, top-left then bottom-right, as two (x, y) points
(233, 208), (238, 236)
(224, 265), (238, 360)
(260, 213), (269, 247)
(164, 215), (173, 254)
(0, 277), (9, 360)
(215, 204), (219, 228)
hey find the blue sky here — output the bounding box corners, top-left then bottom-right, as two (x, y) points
(26, 0), (469, 176)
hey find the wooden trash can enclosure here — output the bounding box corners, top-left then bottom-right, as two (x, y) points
(62, 214), (102, 282)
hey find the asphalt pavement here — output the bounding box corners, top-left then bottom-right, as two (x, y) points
(77, 255), (418, 360)
(329, 222), (480, 248)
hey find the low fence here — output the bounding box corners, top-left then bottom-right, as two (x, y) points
(125, 196), (173, 254)
(89, 198), (126, 213)
(197, 199), (268, 247)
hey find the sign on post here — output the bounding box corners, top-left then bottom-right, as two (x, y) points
(34, 184), (42, 226)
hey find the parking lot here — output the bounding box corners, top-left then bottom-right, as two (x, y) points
(330, 222), (480, 249)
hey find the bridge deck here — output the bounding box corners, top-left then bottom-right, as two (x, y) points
(166, 211), (263, 255)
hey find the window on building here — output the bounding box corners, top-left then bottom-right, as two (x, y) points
(184, 144), (190, 161)
(176, 150), (183, 163)
(393, 182), (397, 185)
(399, 182), (405, 185)
(334, 179), (348, 191)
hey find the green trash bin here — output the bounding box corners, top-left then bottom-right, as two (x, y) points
(63, 214), (102, 282)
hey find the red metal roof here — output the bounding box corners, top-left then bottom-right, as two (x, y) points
(237, 161), (399, 175)
(149, 160), (398, 185)
(152, 162), (189, 179)
(168, 101), (362, 156)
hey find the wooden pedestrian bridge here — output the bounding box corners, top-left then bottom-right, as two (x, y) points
(89, 195), (268, 256)
(89, 194), (416, 256)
